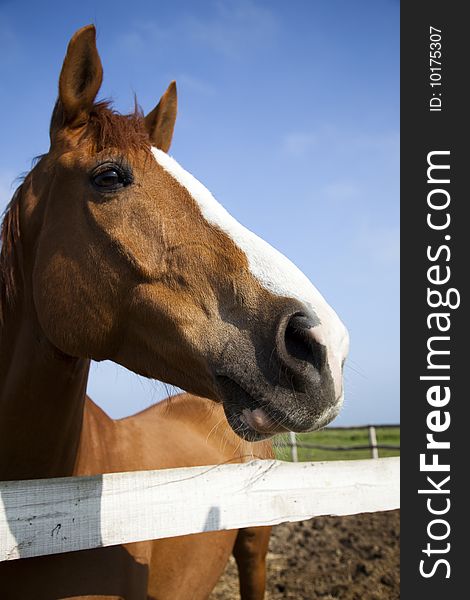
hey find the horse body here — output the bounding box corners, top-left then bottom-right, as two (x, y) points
(78, 395), (272, 600)
(0, 24), (349, 599)
(0, 392), (272, 599)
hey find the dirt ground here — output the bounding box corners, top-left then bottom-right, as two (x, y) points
(211, 510), (399, 600)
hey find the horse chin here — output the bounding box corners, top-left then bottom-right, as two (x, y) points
(214, 376), (288, 441)
(222, 403), (286, 442)
(308, 400), (343, 431)
(216, 375), (343, 442)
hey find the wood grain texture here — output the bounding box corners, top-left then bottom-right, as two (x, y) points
(0, 457), (399, 562)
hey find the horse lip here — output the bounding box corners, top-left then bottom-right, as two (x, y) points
(215, 374), (343, 440)
(215, 375), (293, 440)
(215, 375), (261, 412)
(240, 408), (289, 435)
(307, 400), (342, 432)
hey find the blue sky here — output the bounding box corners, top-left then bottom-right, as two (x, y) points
(0, 0), (399, 425)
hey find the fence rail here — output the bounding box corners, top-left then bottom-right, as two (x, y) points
(281, 443), (400, 452)
(320, 424), (400, 430)
(280, 424), (400, 461)
(0, 457), (399, 563)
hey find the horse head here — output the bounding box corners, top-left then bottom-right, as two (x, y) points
(27, 25), (349, 441)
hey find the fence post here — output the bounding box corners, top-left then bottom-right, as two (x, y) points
(289, 431), (298, 462)
(368, 426), (379, 459)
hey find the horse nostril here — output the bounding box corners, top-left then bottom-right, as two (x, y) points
(283, 313), (326, 372)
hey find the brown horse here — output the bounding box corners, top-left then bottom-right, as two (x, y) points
(0, 24), (349, 599)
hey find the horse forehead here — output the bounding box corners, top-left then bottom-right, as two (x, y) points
(150, 147), (331, 314)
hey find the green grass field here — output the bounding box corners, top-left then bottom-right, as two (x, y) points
(273, 427), (400, 462)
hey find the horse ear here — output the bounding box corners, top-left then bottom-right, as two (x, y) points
(51, 25), (103, 135)
(145, 81), (177, 152)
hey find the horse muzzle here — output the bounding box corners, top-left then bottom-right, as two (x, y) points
(213, 304), (347, 442)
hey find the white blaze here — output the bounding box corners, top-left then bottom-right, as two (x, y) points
(151, 147), (349, 399)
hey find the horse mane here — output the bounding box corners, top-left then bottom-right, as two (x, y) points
(0, 100), (151, 325)
(0, 186), (22, 326)
(82, 100), (151, 153)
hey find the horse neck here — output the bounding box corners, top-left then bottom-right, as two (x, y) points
(74, 398), (118, 476)
(0, 246), (91, 483)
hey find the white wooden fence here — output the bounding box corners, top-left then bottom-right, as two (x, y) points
(284, 424), (400, 461)
(0, 457), (399, 562)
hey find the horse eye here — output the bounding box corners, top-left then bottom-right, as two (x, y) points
(92, 168), (130, 191)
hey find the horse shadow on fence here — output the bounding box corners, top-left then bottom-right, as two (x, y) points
(203, 505), (221, 533)
(0, 475), (150, 598)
